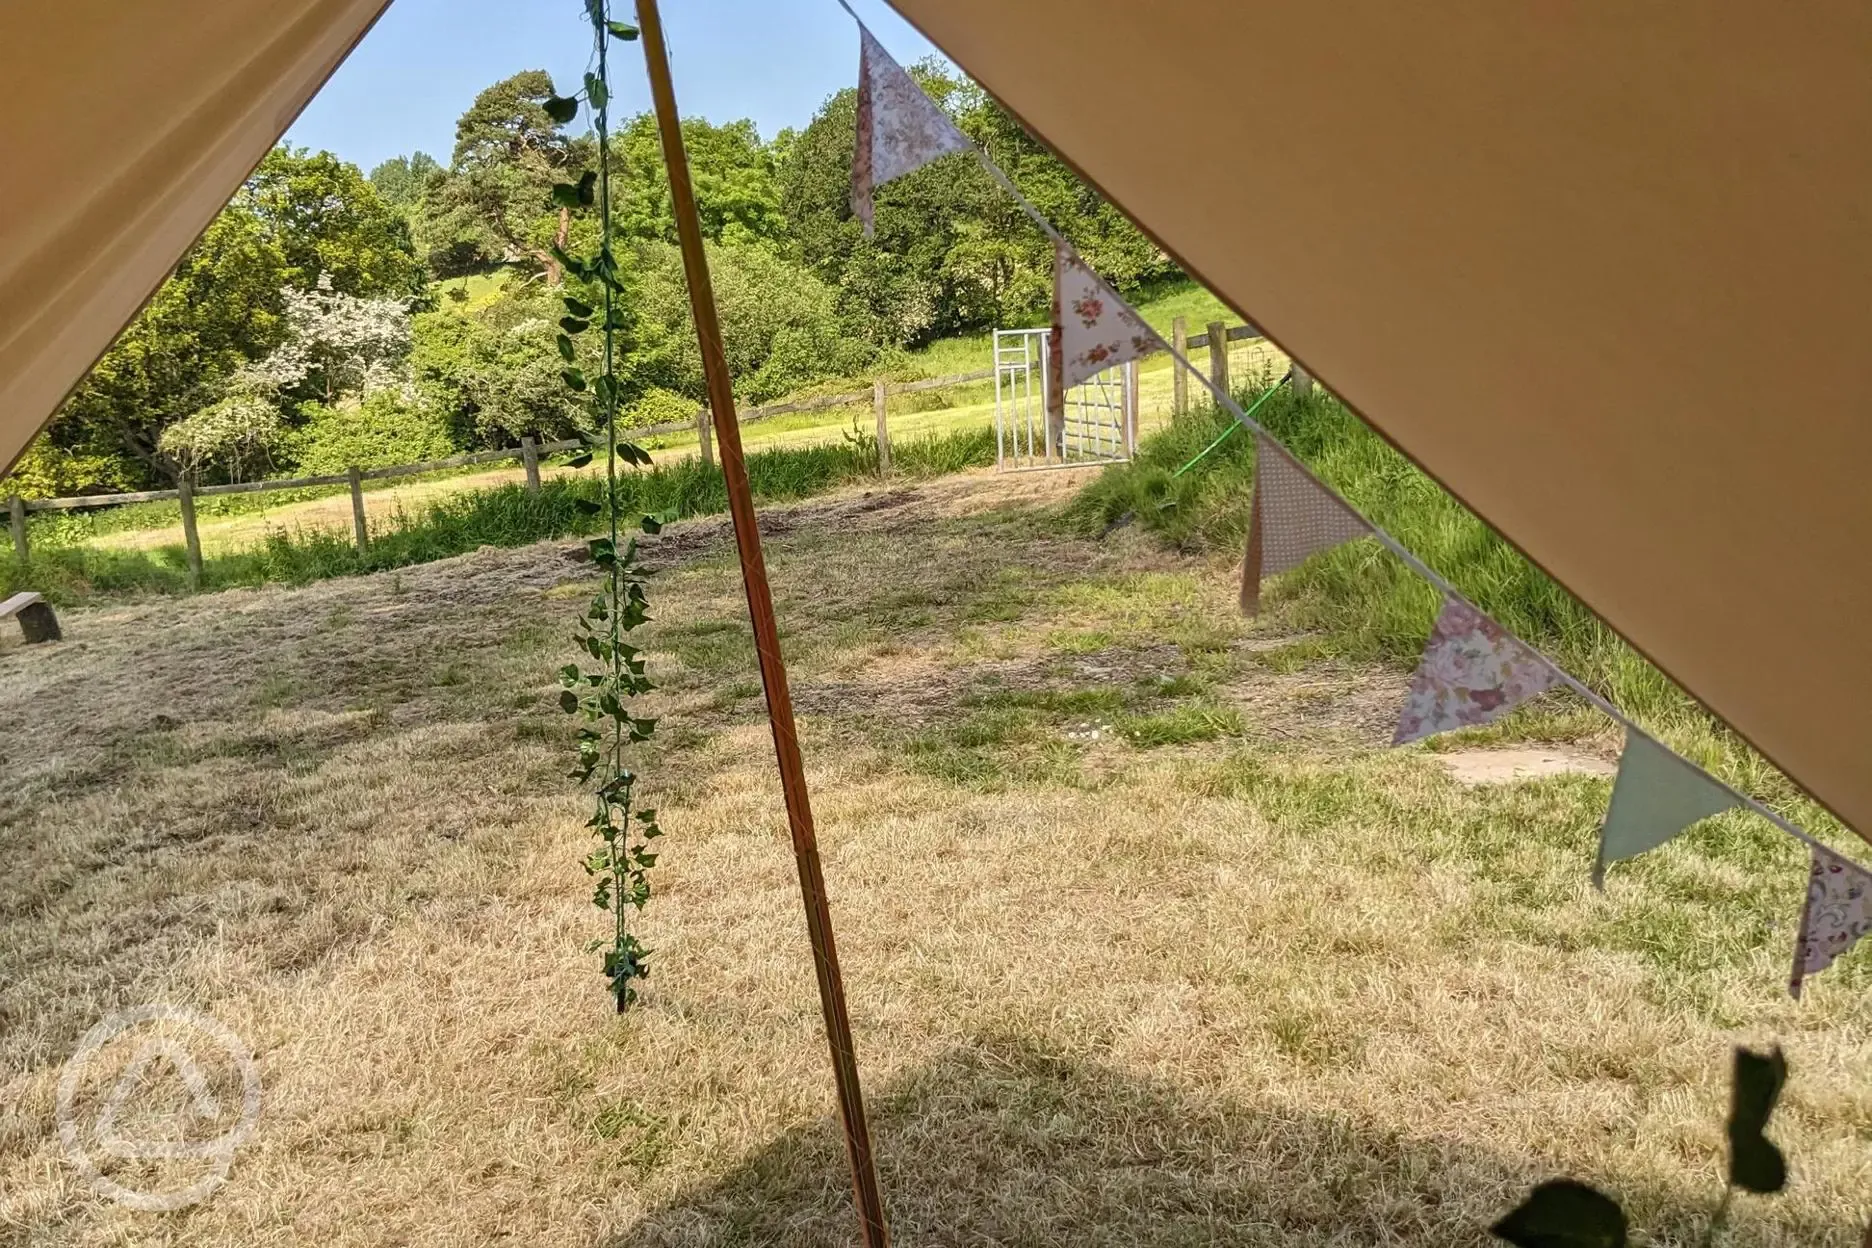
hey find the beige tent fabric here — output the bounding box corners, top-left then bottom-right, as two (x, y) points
(0, 0), (391, 478)
(887, 0), (1872, 841)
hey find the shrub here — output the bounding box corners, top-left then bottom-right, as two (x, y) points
(624, 387), (699, 432)
(284, 391), (460, 474)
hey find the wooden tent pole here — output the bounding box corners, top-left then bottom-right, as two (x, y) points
(633, 4), (890, 1245)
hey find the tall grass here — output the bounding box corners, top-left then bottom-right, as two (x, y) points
(4, 427), (995, 605)
(1066, 386), (1837, 826)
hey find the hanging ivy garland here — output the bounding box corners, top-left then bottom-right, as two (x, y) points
(550, 0), (663, 1012)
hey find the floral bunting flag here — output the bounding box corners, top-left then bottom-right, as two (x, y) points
(1593, 732), (1741, 887)
(1051, 241), (1165, 393)
(1790, 845), (1872, 997)
(1240, 436), (1372, 614)
(1393, 599), (1560, 745)
(850, 25), (972, 237)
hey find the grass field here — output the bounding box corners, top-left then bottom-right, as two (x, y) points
(2, 469), (1866, 1245)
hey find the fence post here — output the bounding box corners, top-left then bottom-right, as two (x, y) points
(521, 436), (541, 493)
(1123, 360), (1140, 454)
(696, 407), (714, 469)
(1291, 360), (1315, 398)
(872, 379), (892, 475)
(177, 477), (203, 590)
(347, 466), (368, 554)
(1207, 320), (1229, 399)
(1171, 316), (1189, 415)
(8, 495), (26, 562)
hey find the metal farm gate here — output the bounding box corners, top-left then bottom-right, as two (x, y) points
(993, 328), (1138, 471)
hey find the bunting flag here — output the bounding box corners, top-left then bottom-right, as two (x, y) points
(1593, 732), (1741, 887)
(1790, 845), (1872, 997)
(1051, 241), (1164, 392)
(1239, 436), (1372, 614)
(850, 26), (972, 237)
(1393, 599), (1560, 744)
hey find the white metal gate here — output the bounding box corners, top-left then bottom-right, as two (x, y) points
(993, 328), (1138, 472)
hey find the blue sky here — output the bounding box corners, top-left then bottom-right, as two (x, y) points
(287, 0), (944, 173)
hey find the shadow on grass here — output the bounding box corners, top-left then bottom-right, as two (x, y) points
(605, 1037), (1835, 1247)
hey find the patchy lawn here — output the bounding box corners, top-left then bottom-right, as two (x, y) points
(1, 469), (1866, 1246)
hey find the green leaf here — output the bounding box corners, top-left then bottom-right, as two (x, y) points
(620, 442), (652, 467)
(584, 72), (609, 111)
(560, 316), (591, 335)
(559, 690), (580, 714)
(556, 333), (576, 363)
(606, 20), (640, 40)
(544, 95), (579, 124)
(566, 451), (593, 469)
(564, 296), (594, 318)
(550, 244), (589, 278)
(573, 498), (603, 516)
(563, 369), (588, 392)
(1728, 1047), (1788, 1194)
(594, 374), (619, 406)
(558, 663), (581, 686)
(1491, 1181), (1627, 1248)
(605, 307), (629, 330)
(640, 514), (662, 535)
(576, 170), (598, 206)
(551, 181), (584, 208)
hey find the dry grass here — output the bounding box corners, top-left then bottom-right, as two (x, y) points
(1, 469), (1867, 1246)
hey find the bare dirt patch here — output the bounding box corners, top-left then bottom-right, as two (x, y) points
(1437, 746), (1620, 787)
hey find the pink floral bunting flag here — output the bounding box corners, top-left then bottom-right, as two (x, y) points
(1051, 241), (1165, 393)
(1393, 599), (1560, 744)
(851, 26), (972, 237)
(1240, 437), (1372, 614)
(1790, 845), (1872, 998)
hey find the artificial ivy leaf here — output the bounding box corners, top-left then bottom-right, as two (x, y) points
(565, 451), (593, 469)
(584, 72), (609, 110)
(606, 20), (639, 40)
(573, 498), (603, 516)
(594, 374), (618, 405)
(559, 690), (580, 714)
(550, 244), (589, 278)
(620, 442), (652, 467)
(1728, 1047), (1788, 1194)
(1491, 1181), (1627, 1248)
(551, 181), (584, 208)
(558, 663), (581, 686)
(557, 333), (576, 363)
(564, 296), (594, 319)
(605, 307), (629, 330)
(563, 369), (588, 392)
(576, 170), (598, 206)
(560, 316), (590, 335)
(640, 514), (663, 535)
(544, 94), (579, 124)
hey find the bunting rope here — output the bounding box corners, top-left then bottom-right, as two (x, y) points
(838, 9), (1870, 993)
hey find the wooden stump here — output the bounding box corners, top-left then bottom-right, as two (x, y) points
(18, 599), (60, 643)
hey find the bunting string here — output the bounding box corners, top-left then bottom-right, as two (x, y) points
(839, 12), (1867, 991)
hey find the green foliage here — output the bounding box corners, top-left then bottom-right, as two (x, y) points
(411, 286), (600, 446)
(284, 392), (460, 474)
(610, 114), (786, 248)
(624, 386), (697, 431)
(3, 441), (138, 500)
(633, 241), (876, 403)
(367, 151), (442, 213)
(243, 147), (423, 297)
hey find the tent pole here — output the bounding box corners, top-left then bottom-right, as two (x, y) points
(633, 4), (891, 1245)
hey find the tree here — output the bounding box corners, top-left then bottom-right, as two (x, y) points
(419, 71), (589, 282)
(242, 147), (423, 296)
(410, 284), (598, 446)
(610, 114), (787, 248)
(369, 151), (442, 214)
(49, 209), (289, 482)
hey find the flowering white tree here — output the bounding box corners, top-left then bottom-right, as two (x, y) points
(261, 272), (416, 403)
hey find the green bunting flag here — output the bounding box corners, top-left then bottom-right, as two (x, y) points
(1595, 732), (1742, 887)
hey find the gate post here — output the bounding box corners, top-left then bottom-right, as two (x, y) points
(1207, 320), (1230, 398)
(1171, 316), (1189, 415)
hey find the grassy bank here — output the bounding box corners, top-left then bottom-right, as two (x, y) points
(3, 427), (993, 605)
(1066, 386), (1840, 834)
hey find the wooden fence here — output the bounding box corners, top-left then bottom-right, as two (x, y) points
(4, 367), (1001, 586)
